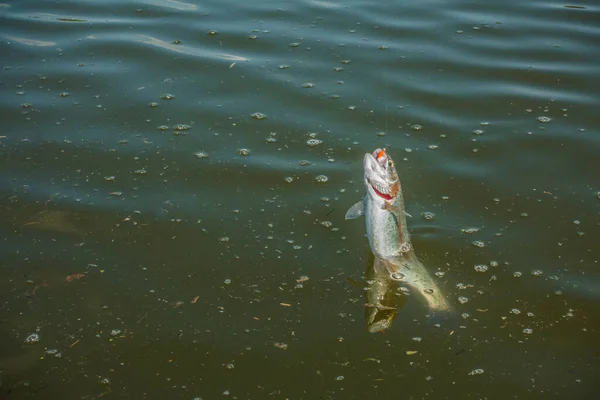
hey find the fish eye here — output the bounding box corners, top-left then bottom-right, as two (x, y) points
(388, 160), (394, 167)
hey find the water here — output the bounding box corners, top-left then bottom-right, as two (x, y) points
(1, 0), (599, 398)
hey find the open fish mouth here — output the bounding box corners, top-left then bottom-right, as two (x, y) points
(365, 148), (395, 201)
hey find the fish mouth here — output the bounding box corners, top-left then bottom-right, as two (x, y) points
(364, 148), (396, 201)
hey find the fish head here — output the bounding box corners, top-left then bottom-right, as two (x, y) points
(363, 148), (400, 203)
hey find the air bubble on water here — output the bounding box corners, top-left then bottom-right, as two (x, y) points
(473, 129), (484, 135)
(458, 296), (469, 304)
(100, 377), (111, 385)
(472, 240), (485, 248)
(299, 160), (310, 166)
(315, 175), (328, 183)
(428, 144), (439, 150)
(511, 308), (521, 315)
(111, 329), (122, 336)
(490, 260), (499, 267)
(284, 177), (294, 183)
(412, 337), (422, 342)
(348, 105), (356, 110)
(399, 243), (411, 253)
(411, 124), (422, 131)
(513, 271), (522, 278)
(302, 83), (314, 88)
(248, 35), (257, 40)
(531, 270), (543, 277)
(377, 131), (386, 136)
(158, 125), (169, 131)
(207, 30), (218, 35)
(523, 328), (533, 334)
(173, 124), (190, 131)
(224, 279), (231, 284)
(537, 116), (552, 123)
(265, 136), (277, 143)
(237, 148), (251, 156)
(134, 169), (147, 175)
(469, 368), (484, 376)
(306, 139), (322, 146)
(405, 148), (412, 153)
(422, 212), (435, 220)
(462, 313), (470, 319)
(293, 245), (302, 250)
(21, 103), (32, 108)
(251, 112), (267, 120)
(279, 64), (289, 69)
(434, 271), (445, 278)
(225, 363), (234, 369)
(596, 191), (600, 200)
(424, 288), (434, 294)
(480, 121), (490, 126)
(335, 376), (344, 381)
(24, 333), (40, 344)
(320, 221), (333, 228)
(195, 151), (209, 159)
(60, 92), (70, 97)
(474, 264), (488, 272)
(218, 237), (230, 243)
(161, 93), (175, 100)
(341, 60), (351, 64)
(290, 42), (301, 47)
(462, 227), (479, 234)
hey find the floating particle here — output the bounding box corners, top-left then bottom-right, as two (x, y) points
(480, 121), (490, 126)
(335, 376), (344, 381)
(472, 240), (485, 248)
(531, 270), (543, 277)
(469, 368), (484, 376)
(299, 160), (310, 166)
(523, 328), (533, 334)
(320, 221), (333, 228)
(149, 102), (159, 108)
(315, 175), (328, 183)
(111, 329), (122, 336)
(330, 94), (339, 99)
(225, 363), (234, 369)
(134, 169), (147, 175)
(284, 177), (294, 183)
(293, 245), (302, 250)
(100, 377), (110, 385)
(302, 83), (314, 88)
(296, 275), (309, 283)
(434, 271), (445, 278)
(21, 103), (32, 108)
(411, 124), (422, 131)
(60, 92), (70, 97)
(195, 151), (209, 159)
(104, 176), (116, 182)
(333, 67), (343, 72)
(490, 260), (499, 267)
(218, 237), (230, 243)
(207, 30), (218, 35)
(46, 348), (58, 355)
(412, 337), (422, 342)
(274, 342), (288, 349)
(376, 131), (386, 137)
(378, 45), (388, 50)
(248, 35), (257, 40)
(513, 271), (522, 278)
(24, 333), (40, 344)
(537, 116), (552, 123)
(458, 296), (469, 304)
(520, 213), (528, 218)
(224, 279), (231, 284)
(422, 212), (435, 220)
(462, 227), (479, 234)
(290, 42), (301, 47)
(306, 139), (322, 146)
(462, 313), (470, 319)
(341, 60), (351, 64)
(348, 105), (356, 110)
(405, 350), (418, 355)
(161, 93), (175, 100)
(157, 125), (169, 131)
(278, 64), (289, 69)
(237, 148), (251, 156)
(251, 112), (267, 120)
(473, 129), (484, 135)
(511, 308), (521, 315)
(474, 264), (489, 272)
(428, 144), (439, 150)
(172, 40), (181, 44)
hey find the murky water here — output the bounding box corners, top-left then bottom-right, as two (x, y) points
(1, 0), (599, 398)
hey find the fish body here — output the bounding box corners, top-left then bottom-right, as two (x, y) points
(347, 149), (449, 312)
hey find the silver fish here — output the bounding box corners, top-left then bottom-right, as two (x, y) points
(346, 148), (449, 312)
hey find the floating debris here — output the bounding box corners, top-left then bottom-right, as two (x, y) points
(296, 275), (309, 283)
(306, 138), (322, 147)
(274, 342), (288, 350)
(65, 272), (85, 282)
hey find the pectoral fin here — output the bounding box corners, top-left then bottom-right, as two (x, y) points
(345, 200), (365, 220)
(382, 202), (411, 218)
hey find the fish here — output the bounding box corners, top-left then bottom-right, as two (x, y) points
(364, 255), (408, 332)
(346, 148), (449, 312)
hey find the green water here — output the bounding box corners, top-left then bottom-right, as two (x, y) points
(1, 0), (599, 398)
